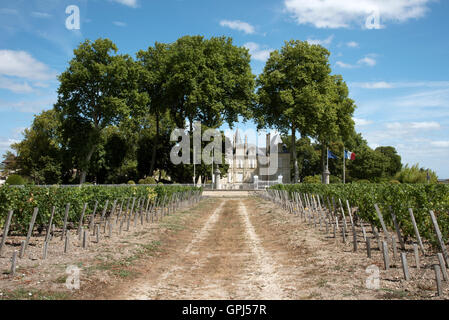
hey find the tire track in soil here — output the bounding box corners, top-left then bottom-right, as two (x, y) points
(119, 199), (227, 299)
(117, 198), (287, 300)
(237, 201), (285, 299)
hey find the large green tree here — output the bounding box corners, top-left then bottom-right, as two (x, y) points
(375, 146), (402, 176)
(313, 75), (356, 182)
(11, 109), (63, 184)
(136, 42), (171, 176)
(55, 38), (148, 184)
(255, 40), (340, 182)
(165, 35), (255, 132)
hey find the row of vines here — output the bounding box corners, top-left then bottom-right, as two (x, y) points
(270, 183), (449, 246)
(0, 185), (202, 233)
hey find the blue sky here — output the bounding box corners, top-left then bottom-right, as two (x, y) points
(0, 0), (448, 177)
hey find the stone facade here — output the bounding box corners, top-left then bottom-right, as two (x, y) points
(219, 130), (291, 188)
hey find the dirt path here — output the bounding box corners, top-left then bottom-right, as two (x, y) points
(107, 195), (438, 300)
(115, 198), (285, 299)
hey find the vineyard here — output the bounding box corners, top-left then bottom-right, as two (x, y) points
(267, 183), (449, 297)
(1, 183), (449, 299)
(0, 184), (202, 284)
(0, 184), (201, 233)
(270, 184), (449, 246)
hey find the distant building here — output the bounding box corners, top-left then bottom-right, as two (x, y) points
(0, 157), (17, 185)
(218, 129), (291, 189)
(438, 179), (449, 184)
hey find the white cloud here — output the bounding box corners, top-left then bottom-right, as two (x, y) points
(385, 121), (440, 130)
(410, 122), (440, 129)
(351, 81), (393, 89)
(336, 54), (377, 68)
(0, 96), (56, 113)
(336, 61), (357, 69)
(0, 138), (19, 149)
(243, 42), (273, 62)
(347, 41), (359, 48)
(357, 56), (376, 66)
(112, 0), (138, 8)
(31, 12), (52, 19)
(220, 20), (255, 34)
(0, 50), (56, 81)
(354, 117), (373, 126)
(431, 141), (449, 148)
(284, 0), (431, 29)
(0, 76), (34, 93)
(306, 35), (334, 46)
(113, 21), (127, 27)
(0, 8), (18, 15)
(351, 81), (449, 89)
(395, 89), (449, 108)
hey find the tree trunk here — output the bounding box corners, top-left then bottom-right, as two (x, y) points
(291, 125), (299, 183)
(79, 144), (96, 184)
(149, 112), (160, 176)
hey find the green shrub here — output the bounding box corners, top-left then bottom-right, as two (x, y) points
(329, 175), (341, 184)
(138, 177), (157, 185)
(6, 175), (26, 185)
(395, 164), (438, 184)
(127, 180), (136, 185)
(303, 175), (321, 184)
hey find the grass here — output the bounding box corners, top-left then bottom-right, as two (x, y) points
(55, 275), (67, 284)
(317, 279), (328, 288)
(379, 288), (409, 299)
(0, 288), (71, 300)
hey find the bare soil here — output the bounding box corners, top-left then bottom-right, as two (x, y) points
(0, 195), (447, 300)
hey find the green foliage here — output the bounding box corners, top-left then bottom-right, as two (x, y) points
(303, 175), (321, 183)
(55, 38), (148, 184)
(11, 110), (62, 185)
(254, 40), (356, 181)
(6, 175), (27, 185)
(271, 183), (449, 247)
(127, 180), (136, 185)
(395, 164), (438, 184)
(0, 185), (201, 233)
(329, 175), (341, 184)
(138, 177), (156, 184)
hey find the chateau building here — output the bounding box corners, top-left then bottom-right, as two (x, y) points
(219, 129), (291, 188)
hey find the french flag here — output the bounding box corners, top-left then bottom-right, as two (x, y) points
(345, 150), (356, 160)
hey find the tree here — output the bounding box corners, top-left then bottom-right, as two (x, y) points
(137, 42), (172, 176)
(11, 109), (62, 184)
(255, 40), (333, 183)
(282, 136), (321, 181)
(165, 35), (255, 132)
(55, 38), (148, 184)
(313, 74), (356, 182)
(1, 151), (18, 176)
(375, 146), (402, 176)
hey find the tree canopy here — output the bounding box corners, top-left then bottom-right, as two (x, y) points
(2, 36), (425, 185)
(254, 40), (356, 182)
